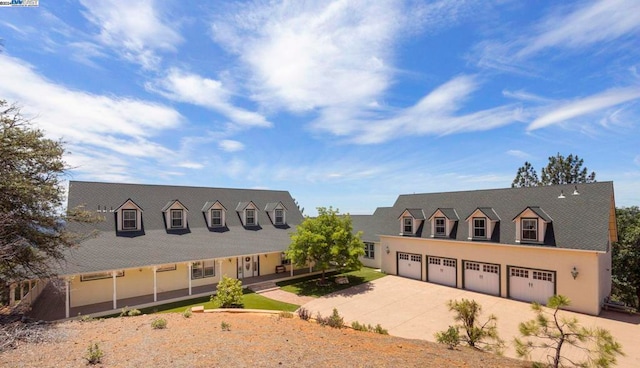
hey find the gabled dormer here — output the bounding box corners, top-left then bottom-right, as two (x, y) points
(265, 202), (287, 226)
(114, 198), (143, 233)
(202, 201), (228, 229)
(465, 207), (500, 241)
(162, 200), (189, 230)
(398, 209), (425, 236)
(428, 208), (459, 238)
(512, 206), (553, 244)
(236, 201), (259, 227)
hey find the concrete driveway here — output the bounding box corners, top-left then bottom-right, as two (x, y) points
(302, 275), (640, 367)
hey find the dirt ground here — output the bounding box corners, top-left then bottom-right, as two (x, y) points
(0, 312), (530, 367)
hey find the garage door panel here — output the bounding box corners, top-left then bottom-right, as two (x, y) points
(427, 257), (456, 287)
(398, 253), (422, 280)
(464, 261), (500, 296)
(509, 267), (554, 305)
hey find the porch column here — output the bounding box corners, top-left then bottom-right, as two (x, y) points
(65, 278), (70, 319)
(188, 262), (192, 296)
(309, 264), (313, 273)
(290, 264), (293, 277)
(112, 271), (117, 310)
(218, 260), (223, 279)
(153, 266), (158, 302)
(9, 283), (16, 306)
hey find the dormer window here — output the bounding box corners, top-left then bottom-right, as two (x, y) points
(171, 210), (183, 228)
(122, 209), (137, 230)
(162, 200), (188, 230)
(522, 218), (538, 241)
(275, 209), (284, 224)
(435, 217), (446, 236)
(473, 218), (486, 238)
(465, 207), (500, 241)
(265, 202), (287, 226)
(246, 209), (256, 226)
(403, 217), (413, 233)
(115, 198), (143, 233)
(512, 206), (552, 244)
(428, 208), (459, 238)
(203, 201), (227, 228)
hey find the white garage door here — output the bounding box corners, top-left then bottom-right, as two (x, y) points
(464, 261), (500, 296)
(427, 257), (456, 287)
(398, 253), (422, 280)
(509, 267), (555, 304)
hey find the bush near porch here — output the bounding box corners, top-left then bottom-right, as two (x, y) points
(276, 267), (386, 297)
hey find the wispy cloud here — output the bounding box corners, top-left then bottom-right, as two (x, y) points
(528, 87), (640, 131)
(147, 68), (271, 128)
(218, 140), (245, 152)
(0, 54), (182, 176)
(79, 0), (182, 69)
(506, 150), (531, 159)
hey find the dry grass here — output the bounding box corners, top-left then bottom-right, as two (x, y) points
(0, 313), (531, 367)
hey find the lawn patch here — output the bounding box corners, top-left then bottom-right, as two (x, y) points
(277, 267), (385, 297)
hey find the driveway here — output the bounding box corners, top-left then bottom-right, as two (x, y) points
(302, 275), (640, 367)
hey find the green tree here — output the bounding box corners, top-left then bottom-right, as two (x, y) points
(440, 298), (504, 353)
(512, 161), (540, 188)
(212, 275), (243, 308)
(612, 206), (640, 308)
(286, 207), (364, 284)
(1, 101), (97, 295)
(511, 153), (596, 187)
(515, 295), (623, 368)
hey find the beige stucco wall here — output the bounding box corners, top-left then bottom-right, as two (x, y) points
(381, 235), (605, 315)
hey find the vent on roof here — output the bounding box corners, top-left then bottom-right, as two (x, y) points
(572, 186), (580, 196)
(558, 190), (565, 199)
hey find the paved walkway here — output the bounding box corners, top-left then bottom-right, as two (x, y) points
(302, 275), (640, 367)
(258, 289), (315, 306)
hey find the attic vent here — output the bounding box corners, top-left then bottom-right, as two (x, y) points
(558, 190), (565, 199)
(572, 186), (580, 196)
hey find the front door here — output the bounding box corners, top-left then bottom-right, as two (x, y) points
(238, 256), (258, 279)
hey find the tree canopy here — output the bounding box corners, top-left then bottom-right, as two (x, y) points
(286, 207), (364, 283)
(512, 153), (596, 188)
(1, 100), (96, 291)
(612, 206), (640, 308)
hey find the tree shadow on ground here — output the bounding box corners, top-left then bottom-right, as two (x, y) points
(277, 271), (380, 298)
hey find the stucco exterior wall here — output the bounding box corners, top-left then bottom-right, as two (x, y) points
(380, 235), (604, 315)
(259, 253), (281, 275)
(360, 242), (382, 269)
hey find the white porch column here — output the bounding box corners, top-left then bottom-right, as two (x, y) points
(9, 283), (16, 306)
(218, 260), (223, 279)
(309, 264), (312, 273)
(153, 266), (158, 302)
(188, 262), (192, 296)
(290, 264), (293, 277)
(65, 278), (70, 319)
(112, 271), (117, 310)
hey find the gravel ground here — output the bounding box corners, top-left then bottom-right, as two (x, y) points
(0, 313), (530, 367)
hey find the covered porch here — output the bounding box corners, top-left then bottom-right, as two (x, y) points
(28, 268), (319, 321)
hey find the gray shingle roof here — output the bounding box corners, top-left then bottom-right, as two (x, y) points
(428, 208), (459, 220)
(161, 199), (189, 212)
(399, 209), (426, 220)
(465, 207), (501, 221)
(354, 182), (614, 252)
(512, 206), (553, 222)
(265, 202), (287, 211)
(62, 181), (304, 275)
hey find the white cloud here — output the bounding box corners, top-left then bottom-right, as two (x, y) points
(175, 161), (205, 170)
(528, 87), (640, 131)
(506, 150), (531, 159)
(148, 68), (271, 128)
(0, 54), (182, 170)
(79, 0), (182, 69)
(518, 0), (640, 57)
(218, 140), (245, 153)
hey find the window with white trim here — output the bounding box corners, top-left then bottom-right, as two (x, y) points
(191, 260), (215, 279)
(364, 242), (375, 259)
(473, 217), (486, 238)
(403, 217), (413, 233)
(275, 209), (284, 224)
(521, 218), (538, 241)
(246, 209), (256, 226)
(435, 217), (446, 236)
(170, 209), (183, 228)
(211, 209), (223, 227)
(122, 209), (137, 230)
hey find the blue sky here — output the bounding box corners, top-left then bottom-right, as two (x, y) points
(1, 0), (639, 215)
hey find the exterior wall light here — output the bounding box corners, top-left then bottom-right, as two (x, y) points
(571, 266), (579, 279)
(385, 245), (390, 254)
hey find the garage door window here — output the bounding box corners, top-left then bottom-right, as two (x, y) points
(411, 255), (422, 262)
(483, 264), (499, 273)
(443, 259), (456, 267)
(533, 271), (553, 282)
(399, 253), (409, 261)
(429, 257), (441, 265)
(465, 262), (480, 271)
(510, 268), (529, 278)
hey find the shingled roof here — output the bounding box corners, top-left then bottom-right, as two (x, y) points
(61, 181), (304, 275)
(355, 182), (615, 252)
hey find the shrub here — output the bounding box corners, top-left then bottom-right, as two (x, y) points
(151, 318), (167, 329)
(212, 276), (243, 308)
(182, 308), (192, 318)
(221, 321), (231, 331)
(373, 324), (388, 335)
(435, 326), (460, 349)
(84, 343), (104, 365)
(79, 314), (95, 322)
(315, 312), (328, 326)
(326, 308), (344, 329)
(445, 299), (504, 354)
(351, 321), (368, 331)
(119, 306), (141, 317)
(297, 307), (312, 321)
(278, 311), (294, 319)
